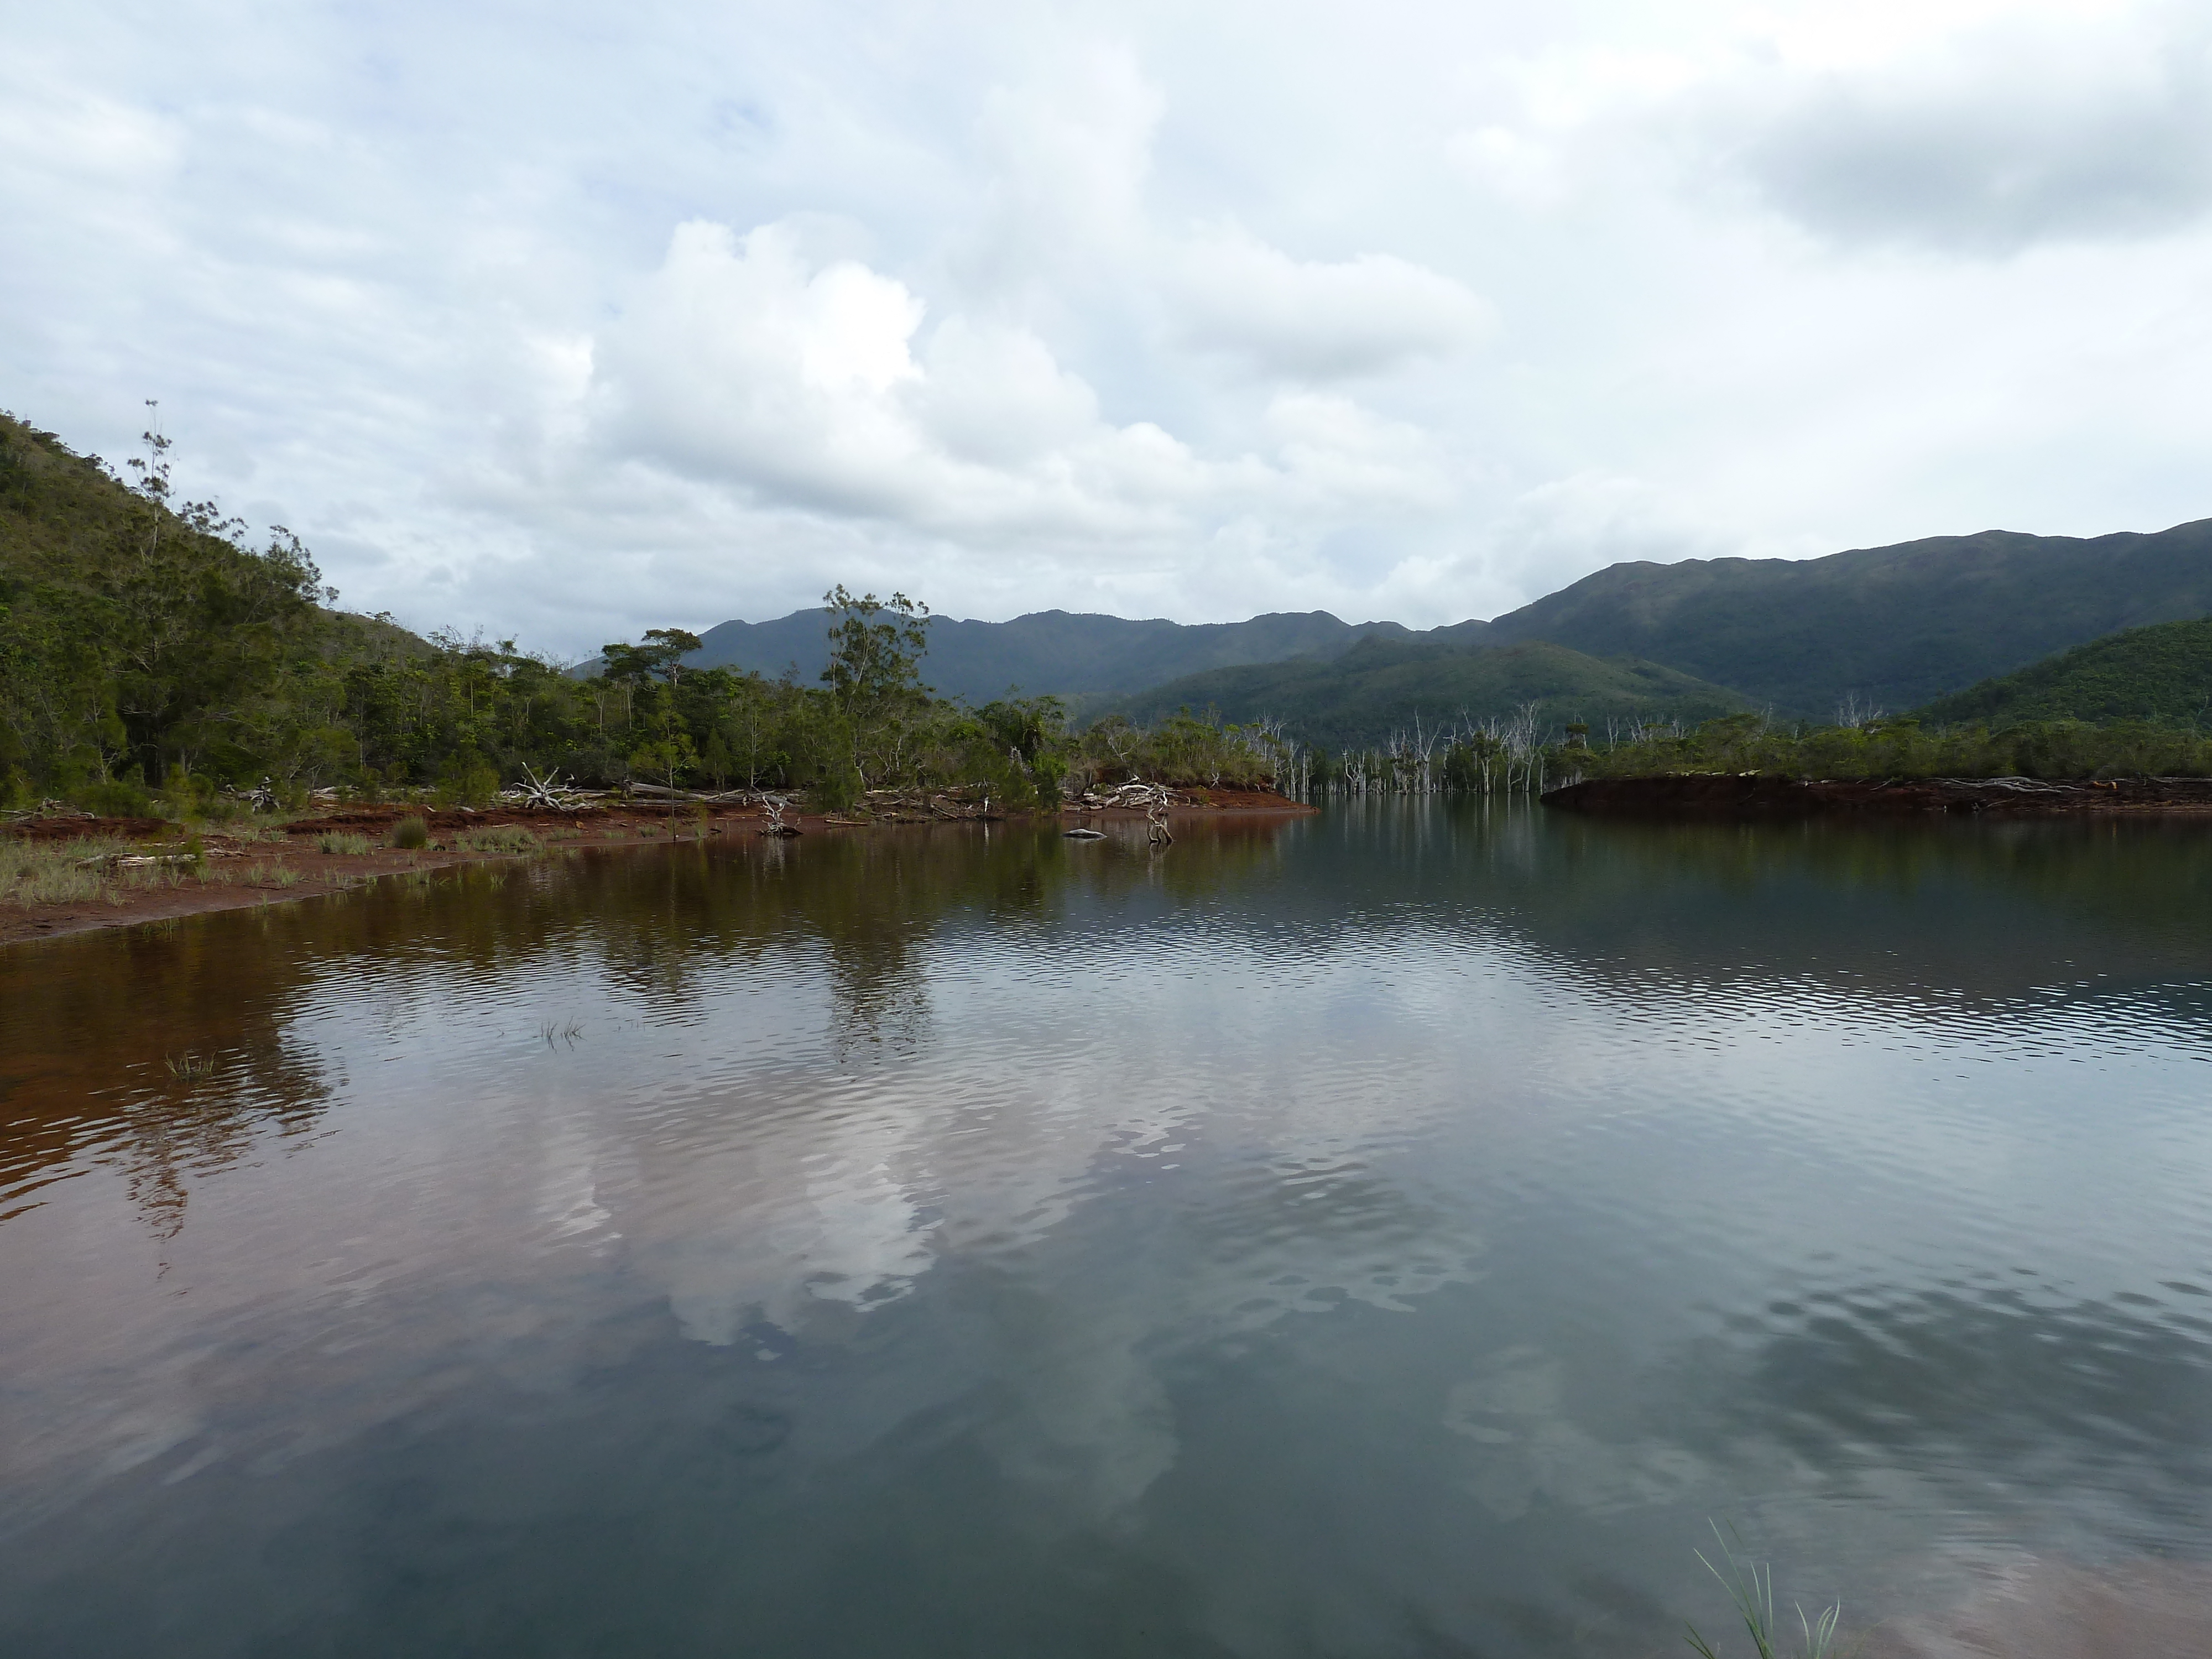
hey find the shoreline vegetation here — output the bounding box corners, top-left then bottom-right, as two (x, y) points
(11, 406), (2212, 940)
(0, 788), (1313, 947)
(2, 409), (1317, 940)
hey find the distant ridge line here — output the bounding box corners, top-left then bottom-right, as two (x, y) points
(673, 515), (2212, 718)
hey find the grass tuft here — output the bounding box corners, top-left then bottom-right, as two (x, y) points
(463, 826), (542, 854)
(389, 815), (430, 850)
(1684, 1523), (1845, 1659)
(317, 832), (372, 855)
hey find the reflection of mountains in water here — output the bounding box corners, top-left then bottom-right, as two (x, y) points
(1295, 801), (2212, 1021)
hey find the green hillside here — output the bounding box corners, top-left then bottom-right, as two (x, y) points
(1917, 615), (2212, 727)
(1485, 520), (2212, 717)
(1108, 635), (1751, 748)
(685, 607), (1434, 703)
(0, 409), (1273, 809)
(0, 410), (418, 795)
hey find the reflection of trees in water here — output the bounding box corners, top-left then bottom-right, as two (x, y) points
(1302, 800), (2212, 1015)
(1, 821), (1312, 1228)
(561, 821), (1303, 1057)
(1, 911), (336, 1238)
(112, 1068), (327, 1240)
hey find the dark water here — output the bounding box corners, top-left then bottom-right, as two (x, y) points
(4, 804), (2212, 1657)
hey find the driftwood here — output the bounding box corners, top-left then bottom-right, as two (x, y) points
(224, 778), (280, 812)
(503, 763), (604, 810)
(1076, 781), (1188, 811)
(3, 800), (97, 825)
(628, 781), (770, 805)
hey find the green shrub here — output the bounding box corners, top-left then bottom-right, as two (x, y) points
(389, 815), (430, 849)
(434, 758), (500, 809)
(76, 779), (153, 818)
(317, 832), (372, 855)
(812, 763), (863, 814)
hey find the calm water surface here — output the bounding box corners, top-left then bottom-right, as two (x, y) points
(4, 803), (2211, 1656)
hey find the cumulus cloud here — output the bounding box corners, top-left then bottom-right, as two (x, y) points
(586, 216), (1457, 570)
(1172, 225), (1493, 377)
(6, 1), (2212, 651)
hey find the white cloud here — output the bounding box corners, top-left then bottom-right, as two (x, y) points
(1171, 225), (1492, 378)
(583, 215), (1457, 565)
(1704, 5), (2212, 251)
(3, 0), (2210, 652)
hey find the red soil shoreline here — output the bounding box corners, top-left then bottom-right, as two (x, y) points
(1, 790), (1314, 946)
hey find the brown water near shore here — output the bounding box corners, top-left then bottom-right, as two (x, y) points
(1, 791), (1315, 946)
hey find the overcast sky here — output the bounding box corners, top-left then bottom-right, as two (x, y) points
(6, 0), (2210, 655)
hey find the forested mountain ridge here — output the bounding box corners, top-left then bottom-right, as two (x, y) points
(1107, 635), (1750, 748)
(682, 607), (1438, 704)
(1480, 520), (2212, 718)
(687, 520), (2212, 722)
(1917, 615), (2212, 727)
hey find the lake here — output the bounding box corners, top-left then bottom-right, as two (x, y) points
(4, 802), (2211, 1656)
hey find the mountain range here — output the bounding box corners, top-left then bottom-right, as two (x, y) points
(682, 608), (1437, 705)
(681, 517), (2212, 741)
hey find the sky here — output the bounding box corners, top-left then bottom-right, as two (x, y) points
(5, 0), (2211, 657)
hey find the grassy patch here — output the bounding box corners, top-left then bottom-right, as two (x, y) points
(389, 815), (429, 849)
(317, 832), (372, 854)
(0, 836), (134, 907)
(463, 826), (542, 854)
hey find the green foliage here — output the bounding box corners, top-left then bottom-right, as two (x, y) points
(0, 408), (1301, 816)
(1109, 636), (1748, 750)
(77, 778), (154, 818)
(1919, 615), (2212, 727)
(821, 587), (930, 713)
(435, 756), (500, 808)
(1071, 708), (1286, 789)
(1683, 1524), (1844, 1659)
(600, 627), (700, 688)
(463, 826), (541, 854)
(811, 759), (864, 813)
(1579, 711), (2212, 781)
(0, 411), (345, 791)
(317, 832), (372, 854)
(389, 815), (430, 849)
